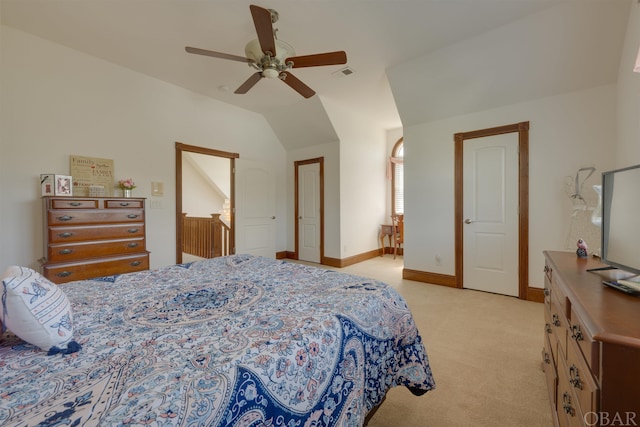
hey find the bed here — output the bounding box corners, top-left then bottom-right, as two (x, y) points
(0, 254), (435, 426)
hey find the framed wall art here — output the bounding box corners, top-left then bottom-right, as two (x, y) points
(54, 175), (73, 196)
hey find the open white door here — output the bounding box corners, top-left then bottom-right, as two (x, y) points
(235, 161), (276, 258)
(463, 133), (519, 296)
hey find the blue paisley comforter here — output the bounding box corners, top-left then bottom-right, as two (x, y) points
(0, 255), (435, 426)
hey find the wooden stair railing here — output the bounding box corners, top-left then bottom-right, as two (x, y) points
(182, 213), (230, 258)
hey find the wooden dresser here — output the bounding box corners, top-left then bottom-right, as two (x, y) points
(42, 196), (150, 283)
(542, 251), (640, 427)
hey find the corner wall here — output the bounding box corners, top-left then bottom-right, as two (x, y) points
(322, 97), (388, 259)
(402, 85), (617, 289)
(0, 25), (287, 270)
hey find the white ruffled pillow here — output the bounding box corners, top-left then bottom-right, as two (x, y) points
(1, 266), (80, 354)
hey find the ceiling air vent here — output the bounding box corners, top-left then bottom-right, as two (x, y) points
(332, 66), (355, 79)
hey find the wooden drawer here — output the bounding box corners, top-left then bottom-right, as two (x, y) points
(47, 238), (146, 262)
(48, 224), (145, 243)
(48, 209), (144, 225)
(43, 253), (149, 283)
(544, 262), (553, 284)
(50, 199), (99, 209)
(542, 332), (558, 408)
(544, 304), (558, 363)
(566, 339), (599, 418)
(569, 306), (599, 377)
(544, 276), (552, 310)
(549, 291), (568, 361)
(105, 199), (144, 209)
(556, 347), (584, 427)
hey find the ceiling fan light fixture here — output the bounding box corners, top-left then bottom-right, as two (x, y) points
(262, 67), (280, 79)
(244, 39), (296, 64)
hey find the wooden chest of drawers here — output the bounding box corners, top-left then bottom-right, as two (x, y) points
(42, 196), (150, 283)
(542, 251), (640, 427)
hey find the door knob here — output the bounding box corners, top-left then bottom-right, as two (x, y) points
(272, 216), (276, 219)
(464, 219), (474, 224)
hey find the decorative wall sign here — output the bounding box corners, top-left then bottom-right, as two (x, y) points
(70, 155), (114, 196)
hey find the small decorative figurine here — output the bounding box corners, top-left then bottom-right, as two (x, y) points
(576, 239), (588, 258)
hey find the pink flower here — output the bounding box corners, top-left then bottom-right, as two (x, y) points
(117, 179), (136, 190)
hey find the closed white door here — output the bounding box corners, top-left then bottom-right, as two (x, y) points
(298, 162), (321, 263)
(235, 162), (275, 258)
(463, 133), (518, 296)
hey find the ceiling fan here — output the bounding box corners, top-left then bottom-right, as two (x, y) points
(185, 4), (347, 98)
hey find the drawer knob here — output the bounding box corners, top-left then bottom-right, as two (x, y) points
(130, 261), (141, 266)
(58, 249), (73, 255)
(127, 242), (138, 248)
(56, 271), (72, 278)
(543, 351), (551, 365)
(569, 365), (583, 390)
(119, 202), (130, 206)
(543, 288), (550, 297)
(552, 314), (561, 327)
(571, 324), (584, 342)
(58, 232), (74, 238)
(57, 215), (73, 221)
(127, 228), (139, 234)
(70, 202), (82, 206)
(545, 323), (552, 334)
(127, 214), (139, 219)
(562, 392), (575, 416)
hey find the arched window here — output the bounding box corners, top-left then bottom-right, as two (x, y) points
(391, 138), (404, 215)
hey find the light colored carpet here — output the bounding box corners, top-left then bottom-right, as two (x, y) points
(301, 255), (553, 427)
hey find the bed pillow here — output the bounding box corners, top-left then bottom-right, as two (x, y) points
(1, 266), (80, 354)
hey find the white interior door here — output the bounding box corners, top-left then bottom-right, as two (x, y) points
(298, 162), (321, 263)
(235, 162), (275, 258)
(463, 133), (518, 296)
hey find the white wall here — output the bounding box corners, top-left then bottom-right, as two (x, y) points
(402, 85), (617, 289)
(616, 1), (640, 166)
(0, 25), (287, 271)
(182, 159), (225, 218)
(283, 100), (389, 261)
(323, 98), (388, 258)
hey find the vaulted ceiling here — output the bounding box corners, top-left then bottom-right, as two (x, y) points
(1, 0), (632, 135)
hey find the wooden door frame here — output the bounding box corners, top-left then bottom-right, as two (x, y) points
(294, 157), (325, 263)
(175, 142), (239, 264)
(454, 121), (529, 299)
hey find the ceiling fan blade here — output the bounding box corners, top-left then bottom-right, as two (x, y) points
(185, 47), (250, 63)
(286, 51), (347, 68)
(280, 72), (315, 98)
(250, 4), (276, 55)
(234, 72), (263, 94)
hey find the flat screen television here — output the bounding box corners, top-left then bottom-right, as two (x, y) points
(599, 164), (640, 293)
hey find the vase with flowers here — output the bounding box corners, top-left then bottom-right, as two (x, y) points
(117, 178), (136, 198)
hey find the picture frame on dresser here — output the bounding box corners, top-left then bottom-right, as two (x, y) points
(54, 175), (73, 196)
(40, 174), (55, 196)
